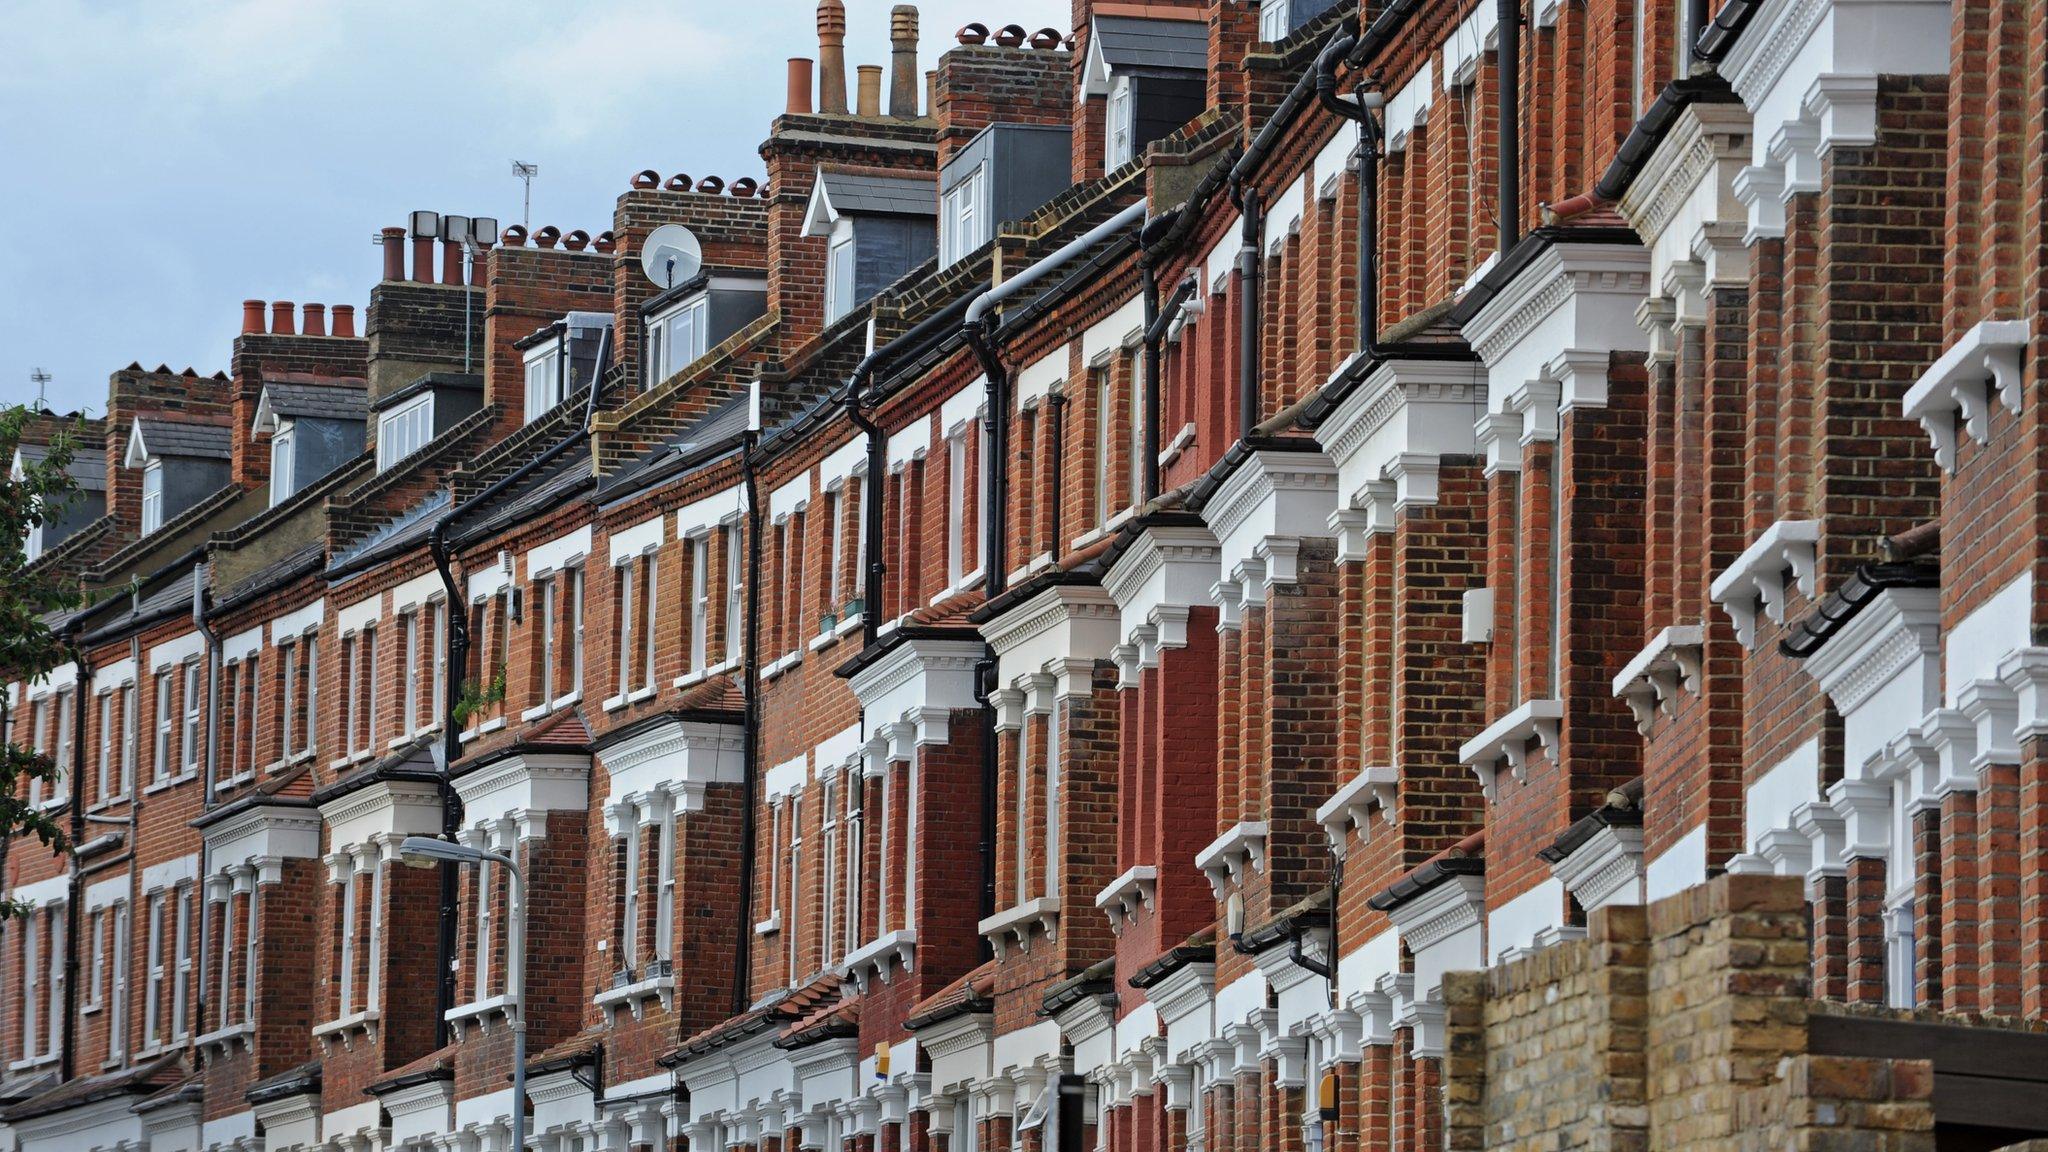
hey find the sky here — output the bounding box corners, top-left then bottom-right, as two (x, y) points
(0, 0), (1070, 413)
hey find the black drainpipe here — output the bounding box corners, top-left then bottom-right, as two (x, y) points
(1140, 269), (1197, 501)
(1497, 0), (1523, 252)
(426, 325), (613, 1045)
(734, 421), (764, 1016)
(1228, 181), (1264, 438)
(962, 315), (1008, 946)
(1316, 47), (1388, 356)
(58, 622), (88, 1084)
(191, 565), (220, 1051)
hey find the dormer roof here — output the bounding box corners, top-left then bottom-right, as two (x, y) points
(1084, 11), (1207, 93)
(251, 380), (370, 434)
(802, 168), (937, 237)
(124, 418), (231, 467)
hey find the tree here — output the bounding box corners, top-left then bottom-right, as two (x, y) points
(0, 404), (87, 919)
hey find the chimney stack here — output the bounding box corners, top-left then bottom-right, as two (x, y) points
(302, 302), (326, 336)
(270, 301), (296, 336)
(786, 57), (815, 115)
(241, 300), (266, 335)
(857, 65), (882, 116)
(332, 305), (357, 338)
(817, 0), (849, 115)
(889, 5), (920, 118)
(381, 227), (406, 280)
(926, 69), (938, 116)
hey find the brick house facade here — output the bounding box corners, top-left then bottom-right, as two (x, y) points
(5, 0), (2048, 1150)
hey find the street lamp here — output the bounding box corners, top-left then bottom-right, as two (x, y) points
(399, 835), (528, 1152)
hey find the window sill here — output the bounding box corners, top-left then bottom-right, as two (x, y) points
(840, 929), (917, 989)
(834, 612), (864, 639)
(761, 651), (803, 683)
(311, 1010), (380, 1050)
(1195, 821), (1271, 899)
(626, 687), (657, 705)
(978, 896), (1060, 960)
(1093, 865), (1158, 935)
(478, 717), (507, 734)
(809, 629), (840, 654)
(754, 913), (782, 937)
(520, 704), (551, 722)
(286, 750), (317, 768)
(328, 757), (352, 771)
(349, 750), (374, 765)
(1458, 699), (1565, 802)
(6, 1054), (57, 1073)
(81, 1001), (102, 1016)
(195, 1021), (255, 1054)
(445, 995), (515, 1034)
(593, 972), (674, 1023)
(600, 695), (627, 714)
(217, 771), (256, 793)
(554, 691), (582, 709)
(144, 778), (173, 796)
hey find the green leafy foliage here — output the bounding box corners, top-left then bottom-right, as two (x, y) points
(0, 405), (89, 918)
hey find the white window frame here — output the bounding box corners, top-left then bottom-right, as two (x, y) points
(524, 344), (563, 424)
(725, 524), (744, 658)
(19, 911), (38, 1059)
(820, 775), (839, 967)
(152, 672), (173, 784)
(141, 462), (164, 534)
(270, 422), (296, 505)
(785, 792), (803, 980)
(940, 165), (985, 267)
(109, 901), (129, 1060)
(171, 885), (192, 1040)
(689, 535), (710, 672)
(826, 229), (857, 323)
(46, 905), (64, 1056)
(144, 892), (166, 1048)
(619, 819), (641, 965)
(50, 689), (72, 804)
(87, 908), (106, 1011)
(337, 866), (358, 1017)
(538, 577), (559, 704)
(120, 684), (136, 797)
(402, 612), (421, 735)
(430, 600), (447, 733)
(946, 432), (967, 588)
(1260, 0), (1290, 42)
(180, 661), (201, 776)
(376, 394), (435, 470)
(1107, 78), (1135, 170)
(655, 805), (676, 964)
(645, 295), (711, 387)
(476, 846), (496, 998)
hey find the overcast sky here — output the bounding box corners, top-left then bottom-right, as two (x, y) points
(0, 0), (1069, 413)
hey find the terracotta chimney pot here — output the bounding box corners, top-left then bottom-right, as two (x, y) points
(857, 65), (882, 117)
(817, 1), (849, 114)
(889, 6), (919, 118)
(786, 57), (815, 115)
(241, 300), (266, 335)
(302, 302), (326, 337)
(270, 301), (295, 336)
(332, 305), (357, 338)
(380, 227), (406, 280)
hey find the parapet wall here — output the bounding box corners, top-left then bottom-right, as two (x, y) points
(1443, 875), (1936, 1152)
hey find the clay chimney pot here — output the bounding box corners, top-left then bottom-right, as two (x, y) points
(817, 1), (848, 114)
(857, 64), (882, 117)
(786, 56), (815, 116)
(270, 301), (295, 336)
(241, 299), (266, 335)
(889, 6), (920, 118)
(331, 305), (357, 338)
(302, 302), (326, 337)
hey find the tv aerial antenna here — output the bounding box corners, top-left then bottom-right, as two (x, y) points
(29, 368), (50, 412)
(511, 160), (539, 230)
(640, 224), (703, 291)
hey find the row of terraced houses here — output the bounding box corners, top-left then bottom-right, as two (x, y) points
(6, 0), (2048, 1149)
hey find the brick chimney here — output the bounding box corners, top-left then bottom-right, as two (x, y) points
(934, 35), (1075, 167)
(101, 366), (236, 532)
(226, 297), (368, 491)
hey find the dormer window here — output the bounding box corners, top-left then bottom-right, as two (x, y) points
(125, 418), (230, 535)
(804, 167), (937, 323)
(250, 380), (367, 506)
(1084, 14), (1207, 170)
(640, 277), (767, 387)
(518, 312), (613, 425)
(941, 165), (985, 268)
(378, 395), (434, 470)
(140, 461), (161, 532)
(1258, 0), (1339, 42)
(269, 425), (295, 506)
(13, 441), (107, 560)
(370, 373), (483, 474)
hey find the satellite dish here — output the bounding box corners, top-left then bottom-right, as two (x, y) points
(640, 224), (702, 290)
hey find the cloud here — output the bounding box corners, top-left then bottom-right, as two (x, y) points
(0, 0), (1070, 407)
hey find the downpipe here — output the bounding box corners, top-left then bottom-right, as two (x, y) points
(58, 621), (88, 1083)
(733, 421), (764, 1016)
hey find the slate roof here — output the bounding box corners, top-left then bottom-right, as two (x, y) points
(0, 1051), (185, 1122)
(134, 418), (232, 461)
(15, 442), (108, 491)
(818, 169), (937, 217)
(1092, 14), (1209, 72)
(261, 380), (370, 423)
